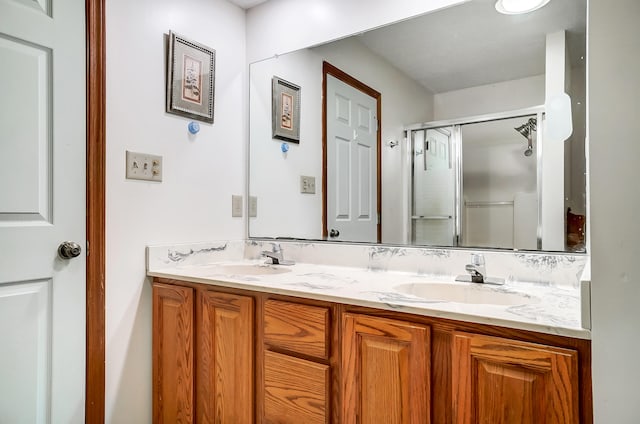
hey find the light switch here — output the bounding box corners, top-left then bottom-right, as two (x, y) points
(249, 196), (258, 217)
(300, 176), (316, 194)
(232, 195), (243, 217)
(126, 151), (162, 182)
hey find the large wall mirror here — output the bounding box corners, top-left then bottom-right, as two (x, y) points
(249, 0), (587, 253)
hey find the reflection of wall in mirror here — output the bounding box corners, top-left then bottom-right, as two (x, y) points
(249, 36), (434, 242)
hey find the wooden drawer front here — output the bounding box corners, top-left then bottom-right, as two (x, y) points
(264, 351), (330, 424)
(264, 299), (329, 359)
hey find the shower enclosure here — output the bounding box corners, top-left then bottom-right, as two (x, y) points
(406, 107), (544, 250)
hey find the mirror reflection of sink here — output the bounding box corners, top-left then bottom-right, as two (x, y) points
(211, 264), (292, 276)
(393, 282), (536, 306)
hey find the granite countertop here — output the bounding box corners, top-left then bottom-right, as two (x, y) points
(148, 245), (591, 340)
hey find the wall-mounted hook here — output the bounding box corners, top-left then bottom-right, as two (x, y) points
(281, 142), (289, 153)
(188, 121), (200, 134)
(387, 140), (399, 148)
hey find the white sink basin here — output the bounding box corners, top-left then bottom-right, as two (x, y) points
(393, 282), (536, 306)
(211, 264), (292, 276)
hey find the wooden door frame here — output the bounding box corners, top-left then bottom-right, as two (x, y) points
(322, 61), (382, 243)
(86, 0), (106, 421)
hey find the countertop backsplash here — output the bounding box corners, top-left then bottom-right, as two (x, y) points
(148, 239), (588, 289)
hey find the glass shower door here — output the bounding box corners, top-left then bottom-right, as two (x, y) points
(410, 127), (456, 246)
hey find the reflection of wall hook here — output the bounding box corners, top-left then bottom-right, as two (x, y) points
(387, 140), (399, 148)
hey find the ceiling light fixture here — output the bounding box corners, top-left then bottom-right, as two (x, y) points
(495, 0), (551, 15)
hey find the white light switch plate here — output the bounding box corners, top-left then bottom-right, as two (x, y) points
(232, 195), (243, 217)
(249, 196), (258, 217)
(126, 151), (162, 182)
(300, 175), (316, 194)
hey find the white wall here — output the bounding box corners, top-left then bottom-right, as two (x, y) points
(246, 0), (466, 63)
(589, 0), (640, 422)
(433, 74), (545, 120)
(462, 140), (537, 249)
(249, 49), (323, 240)
(105, 0), (246, 421)
(567, 65), (587, 215)
(542, 31), (568, 251)
(249, 36), (434, 243)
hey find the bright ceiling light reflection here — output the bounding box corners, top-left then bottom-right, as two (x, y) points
(495, 0), (552, 14)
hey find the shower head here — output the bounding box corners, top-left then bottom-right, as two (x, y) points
(515, 123), (531, 139)
(514, 117), (537, 139)
(515, 117), (537, 157)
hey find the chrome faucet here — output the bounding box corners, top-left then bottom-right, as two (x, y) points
(455, 253), (504, 285)
(261, 243), (294, 265)
(465, 253), (486, 283)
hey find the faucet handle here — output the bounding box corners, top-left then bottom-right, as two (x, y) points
(471, 253), (485, 266)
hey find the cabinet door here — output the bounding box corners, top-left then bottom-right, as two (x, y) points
(342, 313), (431, 424)
(197, 289), (254, 423)
(452, 332), (579, 424)
(153, 283), (195, 424)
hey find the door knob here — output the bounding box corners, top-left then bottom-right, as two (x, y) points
(329, 229), (340, 238)
(58, 241), (82, 259)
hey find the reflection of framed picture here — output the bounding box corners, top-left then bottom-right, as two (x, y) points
(166, 31), (215, 123)
(272, 76), (301, 143)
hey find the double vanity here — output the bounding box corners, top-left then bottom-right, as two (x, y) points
(148, 240), (592, 423)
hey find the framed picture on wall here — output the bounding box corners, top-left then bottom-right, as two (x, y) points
(272, 76), (301, 143)
(166, 31), (215, 123)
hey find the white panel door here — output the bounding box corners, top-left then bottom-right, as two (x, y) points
(326, 75), (378, 243)
(0, 0), (86, 422)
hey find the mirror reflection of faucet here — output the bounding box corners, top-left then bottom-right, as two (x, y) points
(261, 243), (295, 266)
(455, 253), (504, 285)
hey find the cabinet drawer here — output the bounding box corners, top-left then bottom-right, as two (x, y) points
(264, 350), (329, 424)
(264, 299), (329, 359)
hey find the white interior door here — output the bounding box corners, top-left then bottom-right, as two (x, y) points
(326, 74), (378, 243)
(0, 0), (86, 422)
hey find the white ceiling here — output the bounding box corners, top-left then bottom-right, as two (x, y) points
(357, 0), (586, 93)
(227, 0), (268, 9)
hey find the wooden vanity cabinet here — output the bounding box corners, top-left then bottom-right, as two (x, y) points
(196, 289), (254, 423)
(259, 298), (333, 424)
(152, 283), (195, 424)
(341, 313), (431, 424)
(153, 278), (591, 424)
(452, 332), (579, 424)
(152, 280), (254, 424)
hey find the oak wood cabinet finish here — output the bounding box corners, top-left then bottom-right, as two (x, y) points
(152, 283), (195, 424)
(152, 277), (592, 424)
(342, 313), (431, 424)
(196, 289), (254, 423)
(259, 298), (335, 424)
(264, 350), (330, 423)
(452, 332), (579, 424)
(263, 299), (330, 359)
